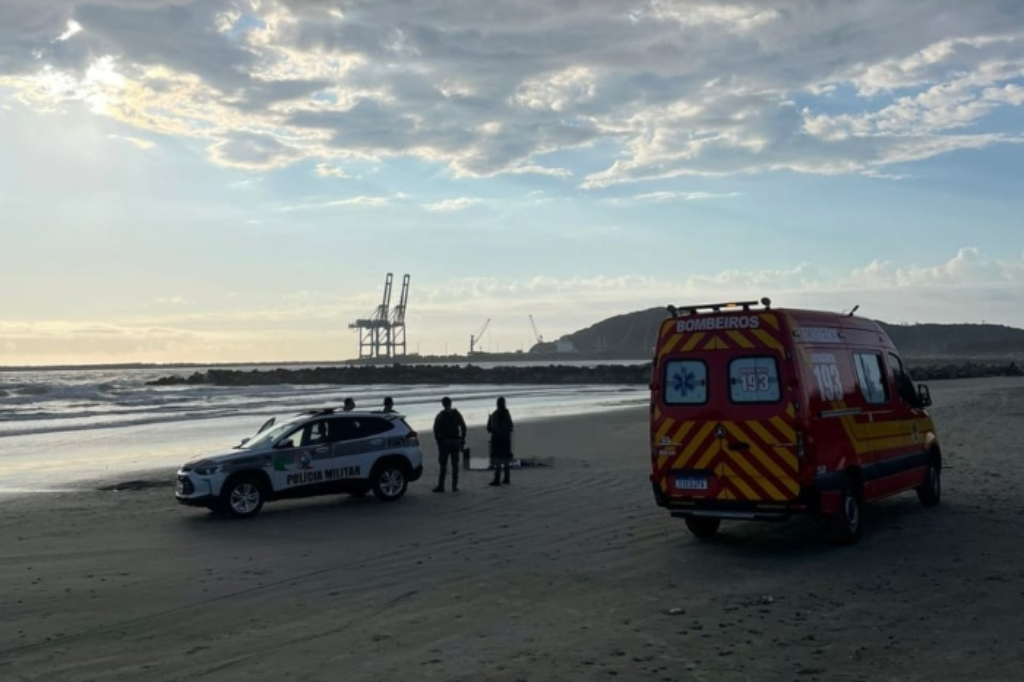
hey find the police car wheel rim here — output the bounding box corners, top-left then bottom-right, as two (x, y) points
(380, 469), (404, 497)
(230, 483), (261, 513)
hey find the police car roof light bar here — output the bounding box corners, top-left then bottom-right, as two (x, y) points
(667, 297), (771, 318)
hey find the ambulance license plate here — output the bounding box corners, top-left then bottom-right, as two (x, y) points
(674, 477), (708, 491)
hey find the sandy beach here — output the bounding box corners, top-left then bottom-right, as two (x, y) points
(2, 377), (1024, 681)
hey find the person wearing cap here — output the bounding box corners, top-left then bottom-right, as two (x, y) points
(432, 396), (467, 492)
(381, 396), (396, 413)
(343, 397), (356, 412)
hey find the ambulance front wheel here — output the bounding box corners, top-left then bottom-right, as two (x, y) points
(685, 516), (721, 540)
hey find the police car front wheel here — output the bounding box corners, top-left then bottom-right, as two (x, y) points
(219, 475), (266, 518)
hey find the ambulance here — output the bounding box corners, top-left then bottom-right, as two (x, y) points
(648, 298), (940, 544)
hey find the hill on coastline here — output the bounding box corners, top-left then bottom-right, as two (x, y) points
(554, 307), (1024, 360)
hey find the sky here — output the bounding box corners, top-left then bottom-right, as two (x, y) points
(1, 0), (1023, 366)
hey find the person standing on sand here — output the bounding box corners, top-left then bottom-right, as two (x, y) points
(381, 396), (396, 413)
(487, 396), (514, 487)
(432, 396), (467, 492)
(343, 398), (356, 412)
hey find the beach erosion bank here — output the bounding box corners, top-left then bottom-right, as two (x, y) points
(2, 377), (1024, 681)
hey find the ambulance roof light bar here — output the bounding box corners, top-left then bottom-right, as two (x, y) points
(667, 297), (771, 318)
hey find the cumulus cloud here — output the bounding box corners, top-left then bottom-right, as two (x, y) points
(0, 0), (1022, 185)
(422, 197), (481, 212)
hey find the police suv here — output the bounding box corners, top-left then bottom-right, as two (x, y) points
(175, 408), (424, 518)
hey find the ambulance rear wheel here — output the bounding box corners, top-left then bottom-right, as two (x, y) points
(831, 482), (863, 545)
(916, 459), (941, 507)
(685, 516), (721, 540)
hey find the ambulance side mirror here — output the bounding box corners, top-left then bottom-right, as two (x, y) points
(917, 384), (932, 408)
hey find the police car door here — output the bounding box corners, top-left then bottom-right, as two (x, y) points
(328, 416), (394, 483)
(269, 418), (332, 493)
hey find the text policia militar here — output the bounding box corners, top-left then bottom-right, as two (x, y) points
(286, 465), (361, 487)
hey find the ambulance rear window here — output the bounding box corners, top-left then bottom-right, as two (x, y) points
(663, 360), (708, 405)
(729, 356), (781, 403)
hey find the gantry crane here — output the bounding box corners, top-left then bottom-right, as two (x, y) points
(349, 273), (411, 359)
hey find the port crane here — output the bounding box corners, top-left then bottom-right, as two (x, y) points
(529, 314), (544, 345)
(469, 318), (491, 355)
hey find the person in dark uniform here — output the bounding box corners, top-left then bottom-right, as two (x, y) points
(432, 396), (467, 492)
(487, 396), (514, 486)
(343, 397), (356, 412)
(381, 396), (396, 413)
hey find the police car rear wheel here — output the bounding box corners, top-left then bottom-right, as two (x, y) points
(221, 476), (265, 518)
(372, 464), (407, 502)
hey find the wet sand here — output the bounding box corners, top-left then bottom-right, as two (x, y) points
(2, 377), (1024, 681)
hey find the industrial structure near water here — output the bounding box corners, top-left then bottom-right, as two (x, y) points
(347, 273), (577, 360)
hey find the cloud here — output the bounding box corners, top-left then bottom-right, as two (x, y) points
(634, 191), (740, 202)
(0, 0), (1022, 186)
(278, 195), (393, 210)
(422, 197), (481, 212)
(107, 133), (154, 149)
(315, 162), (348, 178)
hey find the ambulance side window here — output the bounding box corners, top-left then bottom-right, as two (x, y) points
(664, 360), (708, 405)
(853, 352), (889, 404)
(729, 356), (781, 403)
(887, 353), (919, 406)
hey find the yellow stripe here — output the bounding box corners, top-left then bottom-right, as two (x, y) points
(670, 420), (695, 444)
(725, 450), (786, 500)
(750, 329), (783, 352)
(724, 462), (763, 500)
(673, 420), (716, 469)
(654, 416), (677, 444)
(745, 421), (799, 472)
(693, 433), (721, 470)
(761, 314), (780, 331)
(722, 424), (791, 499)
(726, 330), (756, 349)
(680, 332), (705, 352)
(768, 416), (796, 443)
(657, 333), (682, 360)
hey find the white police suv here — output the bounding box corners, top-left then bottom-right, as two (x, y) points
(175, 408), (424, 518)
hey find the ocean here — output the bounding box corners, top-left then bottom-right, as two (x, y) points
(0, 363), (648, 493)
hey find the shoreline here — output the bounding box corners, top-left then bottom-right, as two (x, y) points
(0, 405), (648, 499)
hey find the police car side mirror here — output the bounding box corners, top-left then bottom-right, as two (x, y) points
(240, 437), (250, 446)
(917, 384), (932, 408)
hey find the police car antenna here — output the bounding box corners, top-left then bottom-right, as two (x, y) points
(845, 304), (860, 317)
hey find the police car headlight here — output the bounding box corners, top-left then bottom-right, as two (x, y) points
(194, 462), (227, 476)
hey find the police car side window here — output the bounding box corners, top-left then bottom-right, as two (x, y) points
(327, 418), (358, 443)
(853, 352), (889, 404)
(358, 418), (393, 437)
(664, 360), (708, 404)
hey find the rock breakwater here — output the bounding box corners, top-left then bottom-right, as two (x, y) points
(146, 360), (1022, 387)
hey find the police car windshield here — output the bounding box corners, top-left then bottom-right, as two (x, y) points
(240, 420), (300, 450)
